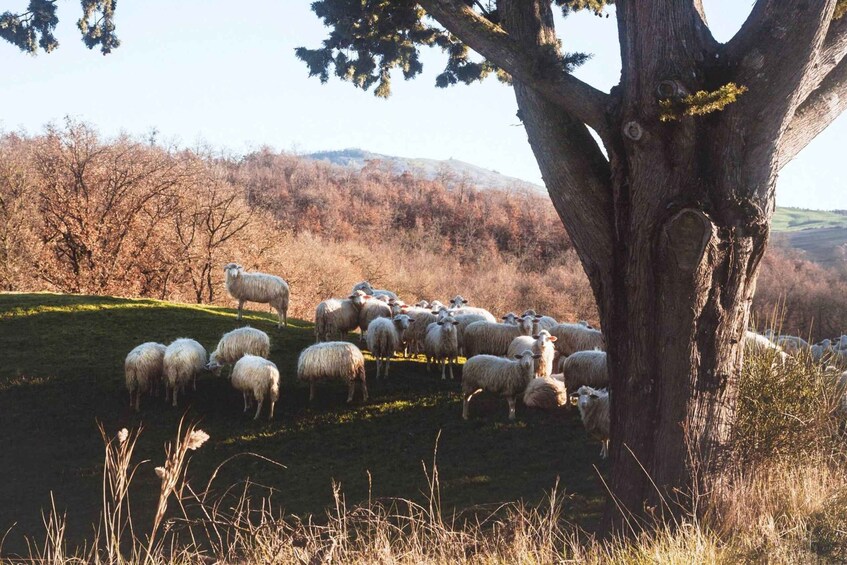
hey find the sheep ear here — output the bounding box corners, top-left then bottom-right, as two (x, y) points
(462, 299), (468, 303)
(532, 334), (539, 339)
(590, 393), (599, 399)
(532, 354), (542, 359)
(513, 354), (522, 360)
(534, 315), (543, 319)
(437, 321), (444, 325)
(549, 336), (557, 342)
(408, 318), (415, 323)
(452, 320), (459, 325)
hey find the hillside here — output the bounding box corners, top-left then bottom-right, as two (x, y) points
(304, 148), (547, 195)
(770, 208), (847, 267)
(0, 293), (604, 555)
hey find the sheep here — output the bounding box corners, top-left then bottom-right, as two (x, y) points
(449, 295), (468, 309)
(452, 313), (488, 357)
(429, 300), (446, 311)
(366, 315), (411, 378)
(837, 370), (847, 416)
(522, 310), (558, 332)
(462, 349), (542, 420)
(223, 263), (290, 328)
(523, 374), (568, 410)
(163, 338), (208, 407)
(548, 323), (605, 357)
(774, 335), (810, 355)
(744, 330), (790, 365)
(314, 290), (370, 342)
(507, 330), (558, 377)
(125, 342), (167, 412)
(572, 386), (611, 458)
(206, 327), (270, 374)
(414, 300), (430, 309)
(558, 350), (608, 390)
(400, 306), (439, 356)
(463, 315), (534, 358)
(352, 281), (398, 301)
(811, 340), (835, 363)
(424, 317), (460, 380)
(297, 341), (368, 403)
(229, 355), (280, 420)
(358, 296), (393, 342)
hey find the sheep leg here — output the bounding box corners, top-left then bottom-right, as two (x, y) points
(600, 440), (609, 459)
(347, 381), (355, 403)
(134, 391), (141, 412)
(448, 358), (455, 380)
(164, 385), (170, 403)
(193, 373), (197, 391)
(507, 396), (517, 421)
(441, 358), (447, 381)
(243, 393), (249, 413)
(172, 386), (179, 408)
(129, 388), (135, 409)
(361, 378), (369, 402)
(385, 357), (390, 378)
(276, 308), (284, 329)
(463, 389), (482, 420)
(254, 398), (263, 421)
(309, 382), (315, 403)
(237, 299), (245, 320)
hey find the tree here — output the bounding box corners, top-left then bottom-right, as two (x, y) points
(294, 0), (847, 527)
(7, 0), (847, 530)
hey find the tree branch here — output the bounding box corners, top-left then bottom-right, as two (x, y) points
(778, 55), (847, 167)
(417, 0), (611, 140)
(801, 14), (847, 100)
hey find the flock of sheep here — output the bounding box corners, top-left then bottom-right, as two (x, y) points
(123, 263), (847, 459)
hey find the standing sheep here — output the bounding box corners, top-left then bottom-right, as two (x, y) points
(297, 342), (368, 403)
(314, 290), (369, 342)
(558, 350), (608, 390)
(523, 310), (559, 332)
(572, 386), (611, 458)
(125, 342), (167, 412)
(507, 330), (558, 377)
(548, 323), (605, 357)
(230, 355), (280, 420)
(224, 263), (290, 328)
(366, 315), (412, 378)
(424, 317), (461, 380)
(463, 315), (534, 358)
(400, 306), (439, 356)
(462, 349), (542, 420)
(206, 327), (270, 374)
(352, 281), (398, 301)
(358, 296), (393, 342)
(163, 338), (208, 407)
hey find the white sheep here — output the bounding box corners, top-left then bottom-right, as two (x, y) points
(572, 385), (611, 458)
(224, 263), (290, 328)
(297, 341), (368, 403)
(744, 330), (790, 365)
(366, 315), (411, 378)
(522, 310), (559, 332)
(463, 315), (534, 357)
(206, 327), (270, 374)
(358, 296), (393, 342)
(400, 306), (439, 357)
(452, 313), (488, 357)
(230, 355), (280, 420)
(523, 374), (568, 410)
(125, 342), (167, 412)
(558, 350), (608, 390)
(352, 281), (398, 301)
(414, 300), (430, 308)
(424, 317), (461, 380)
(548, 323), (605, 357)
(774, 334), (810, 355)
(314, 290), (370, 342)
(462, 349), (542, 420)
(163, 338), (208, 407)
(507, 330), (558, 377)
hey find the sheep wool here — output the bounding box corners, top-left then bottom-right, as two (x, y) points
(125, 342), (167, 412)
(424, 318), (460, 380)
(548, 323), (605, 356)
(523, 374), (568, 410)
(207, 327), (270, 373)
(507, 330), (557, 377)
(462, 350), (541, 420)
(558, 350), (608, 390)
(366, 316), (401, 378)
(575, 386), (610, 458)
(352, 281), (398, 301)
(224, 263), (290, 328)
(230, 355), (280, 420)
(163, 338), (208, 407)
(297, 341), (368, 403)
(463, 315), (534, 358)
(314, 290), (369, 342)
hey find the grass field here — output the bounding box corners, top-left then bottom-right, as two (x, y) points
(0, 293), (605, 556)
(771, 207), (847, 232)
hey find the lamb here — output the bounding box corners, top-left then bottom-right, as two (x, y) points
(424, 317), (460, 380)
(206, 327), (270, 374)
(548, 323), (605, 357)
(462, 349), (542, 420)
(352, 281), (398, 301)
(125, 342), (167, 412)
(463, 315), (534, 357)
(366, 315), (412, 378)
(572, 386), (611, 458)
(223, 263), (290, 328)
(358, 296), (393, 342)
(523, 374), (568, 410)
(558, 350), (608, 390)
(314, 290), (370, 342)
(507, 330), (558, 377)
(297, 341), (368, 403)
(163, 338), (208, 407)
(229, 355), (280, 420)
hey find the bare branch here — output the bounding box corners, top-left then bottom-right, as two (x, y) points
(417, 0), (611, 140)
(779, 55), (847, 167)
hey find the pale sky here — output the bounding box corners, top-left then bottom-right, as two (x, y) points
(2, 1), (844, 210)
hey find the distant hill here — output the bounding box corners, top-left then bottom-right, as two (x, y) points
(304, 148), (547, 195)
(771, 208), (847, 267)
(771, 207), (847, 232)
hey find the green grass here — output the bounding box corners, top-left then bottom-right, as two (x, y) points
(0, 292), (605, 555)
(771, 207), (847, 232)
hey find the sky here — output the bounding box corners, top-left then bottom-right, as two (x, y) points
(2, 1), (845, 210)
